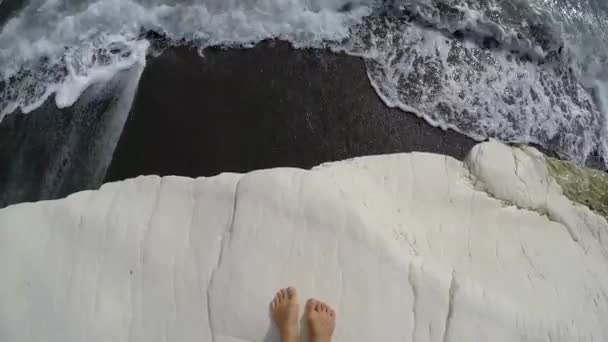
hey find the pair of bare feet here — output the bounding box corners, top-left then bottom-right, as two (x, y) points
(270, 287), (336, 342)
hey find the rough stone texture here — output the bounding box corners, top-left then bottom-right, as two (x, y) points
(546, 157), (608, 221)
(1, 141), (607, 342)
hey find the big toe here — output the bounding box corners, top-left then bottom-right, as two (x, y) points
(272, 287), (298, 308)
(286, 286), (297, 300)
(306, 298), (317, 312)
(307, 299), (335, 317)
(280, 288), (288, 300)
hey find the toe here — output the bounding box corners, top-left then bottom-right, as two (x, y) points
(306, 299), (316, 311)
(314, 301), (322, 312)
(321, 303), (328, 312)
(279, 289), (287, 300)
(287, 287), (297, 299)
(274, 290), (284, 304)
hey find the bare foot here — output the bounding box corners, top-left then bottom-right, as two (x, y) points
(306, 298), (336, 342)
(270, 287), (299, 342)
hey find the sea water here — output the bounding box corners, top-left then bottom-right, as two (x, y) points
(0, 0), (606, 166)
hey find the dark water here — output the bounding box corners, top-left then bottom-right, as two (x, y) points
(0, 0), (606, 206)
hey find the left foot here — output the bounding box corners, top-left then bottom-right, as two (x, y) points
(270, 287), (299, 342)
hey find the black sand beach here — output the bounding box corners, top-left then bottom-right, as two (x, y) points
(105, 40), (476, 181)
(0, 40), (477, 208)
(0, 65), (140, 208)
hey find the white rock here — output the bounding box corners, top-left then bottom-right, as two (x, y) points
(1, 141), (607, 342)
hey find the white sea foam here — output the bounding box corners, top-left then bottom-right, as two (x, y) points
(338, 0), (608, 166)
(0, 0), (373, 119)
(1, 0), (607, 166)
(593, 81), (608, 163)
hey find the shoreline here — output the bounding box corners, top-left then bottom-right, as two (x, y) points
(2, 39), (481, 207)
(105, 40), (477, 182)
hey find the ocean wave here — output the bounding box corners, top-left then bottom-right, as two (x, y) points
(339, 0), (607, 166)
(0, 0), (606, 166)
(0, 0), (372, 119)
(383, 0), (561, 61)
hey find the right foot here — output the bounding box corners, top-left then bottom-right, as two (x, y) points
(270, 287), (299, 342)
(306, 298), (336, 342)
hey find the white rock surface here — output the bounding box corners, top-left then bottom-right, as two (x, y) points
(1, 140), (607, 342)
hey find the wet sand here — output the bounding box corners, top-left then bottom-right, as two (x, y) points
(0, 40), (478, 207)
(105, 40), (476, 182)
